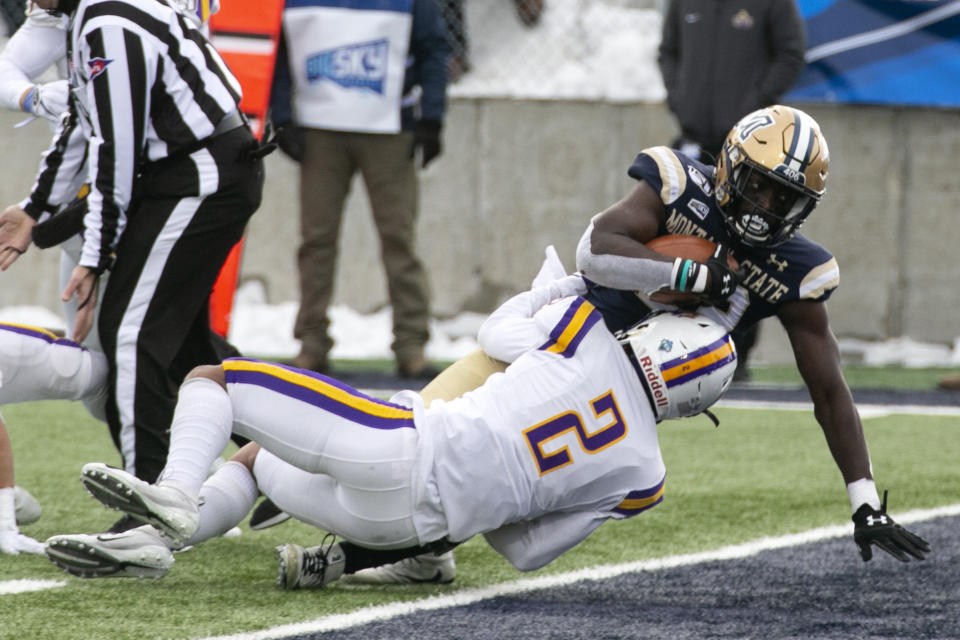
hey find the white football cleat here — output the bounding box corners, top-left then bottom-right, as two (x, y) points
(13, 485), (42, 526)
(45, 526), (174, 579)
(275, 538), (346, 590)
(340, 551), (456, 585)
(80, 462), (199, 546)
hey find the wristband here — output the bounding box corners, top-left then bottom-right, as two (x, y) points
(670, 257), (707, 293)
(19, 86), (37, 114)
(846, 477), (881, 513)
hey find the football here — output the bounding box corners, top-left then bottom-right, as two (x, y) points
(644, 235), (739, 307)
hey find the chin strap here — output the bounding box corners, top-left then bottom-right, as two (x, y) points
(702, 409), (720, 428)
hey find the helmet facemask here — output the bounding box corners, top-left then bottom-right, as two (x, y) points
(723, 157), (818, 247)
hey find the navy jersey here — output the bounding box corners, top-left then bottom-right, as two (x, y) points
(584, 146), (839, 334)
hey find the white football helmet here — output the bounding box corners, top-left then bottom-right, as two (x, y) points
(618, 311), (737, 421)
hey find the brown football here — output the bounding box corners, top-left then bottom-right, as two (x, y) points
(644, 235), (738, 307)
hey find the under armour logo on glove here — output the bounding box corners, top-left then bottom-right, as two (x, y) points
(865, 514), (888, 527)
(703, 244), (742, 300)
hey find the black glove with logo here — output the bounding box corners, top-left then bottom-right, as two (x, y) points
(702, 243), (743, 303)
(411, 119), (442, 168)
(670, 243), (743, 304)
(852, 491), (930, 562)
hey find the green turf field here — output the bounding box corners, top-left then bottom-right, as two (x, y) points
(2, 367), (957, 640)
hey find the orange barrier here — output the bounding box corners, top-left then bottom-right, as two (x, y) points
(207, 0), (285, 337)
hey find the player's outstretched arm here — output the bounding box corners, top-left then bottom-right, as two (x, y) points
(779, 300), (931, 561)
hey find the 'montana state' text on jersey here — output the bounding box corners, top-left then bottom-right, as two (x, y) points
(412, 291), (665, 561)
(585, 146), (840, 334)
(21, 0), (242, 273)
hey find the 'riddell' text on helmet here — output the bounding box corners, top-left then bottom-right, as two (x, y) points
(715, 105), (829, 247)
(618, 311), (737, 422)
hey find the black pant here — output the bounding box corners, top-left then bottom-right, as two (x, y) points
(98, 127), (264, 482)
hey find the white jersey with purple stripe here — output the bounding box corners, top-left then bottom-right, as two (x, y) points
(414, 294), (666, 550)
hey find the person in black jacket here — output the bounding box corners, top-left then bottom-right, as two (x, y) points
(658, 0), (806, 379)
(270, 0), (450, 380)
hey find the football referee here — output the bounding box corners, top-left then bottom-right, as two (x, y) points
(0, 0), (266, 485)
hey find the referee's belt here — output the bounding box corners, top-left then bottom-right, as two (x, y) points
(212, 110), (246, 137)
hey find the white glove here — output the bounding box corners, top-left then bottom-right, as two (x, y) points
(0, 529), (46, 555)
(542, 273), (587, 301)
(23, 80), (69, 122)
(531, 245), (567, 289)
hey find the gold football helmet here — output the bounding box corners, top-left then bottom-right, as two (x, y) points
(715, 105), (829, 247)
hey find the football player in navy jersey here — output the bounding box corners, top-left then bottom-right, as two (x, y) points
(576, 104), (929, 563)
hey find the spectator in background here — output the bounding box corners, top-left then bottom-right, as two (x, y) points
(271, 0), (450, 379)
(657, 0), (806, 380)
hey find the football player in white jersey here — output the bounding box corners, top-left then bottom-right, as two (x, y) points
(0, 0), (219, 554)
(44, 273), (738, 585)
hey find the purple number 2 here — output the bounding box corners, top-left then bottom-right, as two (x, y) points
(523, 390), (627, 475)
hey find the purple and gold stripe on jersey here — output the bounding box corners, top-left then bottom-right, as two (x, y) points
(661, 335), (736, 388)
(612, 476), (665, 517)
(222, 358), (415, 430)
(538, 297), (602, 358)
(0, 322), (81, 347)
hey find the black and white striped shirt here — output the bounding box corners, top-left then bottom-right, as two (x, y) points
(23, 0), (242, 273)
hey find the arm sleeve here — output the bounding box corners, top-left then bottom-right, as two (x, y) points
(482, 511), (609, 571)
(575, 219), (675, 293)
(78, 24), (150, 273)
(477, 275), (586, 363)
(0, 15), (68, 111)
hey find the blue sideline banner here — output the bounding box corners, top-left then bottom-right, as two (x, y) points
(786, 0), (960, 107)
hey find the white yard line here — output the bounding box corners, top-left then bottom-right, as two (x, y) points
(195, 503), (960, 640)
(0, 579), (66, 595)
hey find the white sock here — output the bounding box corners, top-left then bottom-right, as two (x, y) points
(157, 377), (233, 497)
(185, 461), (259, 546)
